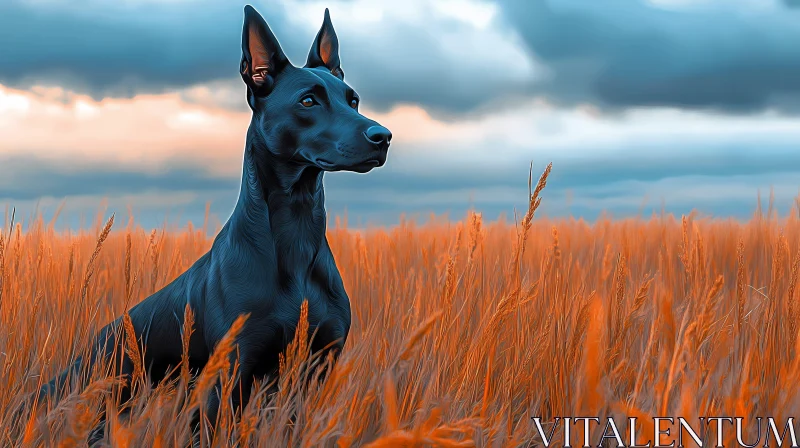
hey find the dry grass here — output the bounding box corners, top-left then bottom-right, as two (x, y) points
(1, 166), (800, 446)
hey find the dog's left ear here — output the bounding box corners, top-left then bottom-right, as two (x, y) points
(305, 8), (344, 80)
(241, 5), (289, 98)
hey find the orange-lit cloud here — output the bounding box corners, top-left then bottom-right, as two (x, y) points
(0, 84), (249, 176)
(4, 81), (800, 176)
(0, 82), (481, 176)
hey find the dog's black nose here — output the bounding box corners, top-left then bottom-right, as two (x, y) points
(364, 126), (392, 147)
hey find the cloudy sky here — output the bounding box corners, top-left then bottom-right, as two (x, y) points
(1, 0), (799, 230)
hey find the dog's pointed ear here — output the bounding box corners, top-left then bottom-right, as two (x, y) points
(305, 8), (344, 80)
(241, 5), (289, 97)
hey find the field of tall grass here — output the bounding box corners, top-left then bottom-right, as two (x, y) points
(1, 165), (800, 447)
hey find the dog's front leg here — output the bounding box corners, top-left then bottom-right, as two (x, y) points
(195, 320), (285, 444)
(193, 345), (258, 444)
(309, 317), (348, 383)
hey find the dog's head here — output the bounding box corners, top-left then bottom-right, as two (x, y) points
(240, 5), (391, 174)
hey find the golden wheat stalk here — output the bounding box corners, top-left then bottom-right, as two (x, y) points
(181, 304), (195, 384)
(125, 233), (132, 296)
(0, 234), (5, 305)
(121, 313), (144, 386)
(190, 313), (249, 409)
(80, 214), (115, 304)
(398, 310), (443, 363)
(512, 163), (552, 277)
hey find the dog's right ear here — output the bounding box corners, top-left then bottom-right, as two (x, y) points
(241, 5), (289, 99)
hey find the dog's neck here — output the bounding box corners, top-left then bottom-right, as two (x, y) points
(227, 128), (327, 276)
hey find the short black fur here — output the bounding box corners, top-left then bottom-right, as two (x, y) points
(34, 3), (392, 436)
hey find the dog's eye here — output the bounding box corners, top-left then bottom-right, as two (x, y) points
(350, 98), (359, 109)
(300, 96), (315, 107)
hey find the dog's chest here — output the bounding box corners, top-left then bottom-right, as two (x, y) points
(276, 267), (332, 324)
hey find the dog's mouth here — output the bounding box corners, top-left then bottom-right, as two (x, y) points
(354, 159), (381, 168)
(316, 156), (384, 172)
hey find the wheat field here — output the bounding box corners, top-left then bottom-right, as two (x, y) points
(1, 166), (800, 447)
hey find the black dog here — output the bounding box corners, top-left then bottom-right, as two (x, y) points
(36, 4), (390, 429)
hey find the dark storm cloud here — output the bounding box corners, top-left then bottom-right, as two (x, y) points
(497, 0), (800, 113)
(0, 156), (237, 201)
(0, 1), (290, 100)
(5, 0), (798, 115)
(0, 0), (531, 115)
